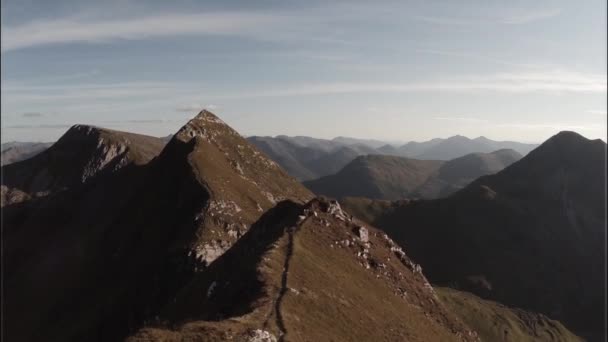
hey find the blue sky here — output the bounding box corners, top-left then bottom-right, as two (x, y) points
(1, 0), (606, 143)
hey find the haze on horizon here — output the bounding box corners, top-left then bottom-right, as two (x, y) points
(1, 0), (606, 144)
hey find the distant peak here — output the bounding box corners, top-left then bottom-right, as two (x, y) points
(447, 135), (470, 141)
(58, 124), (113, 144)
(543, 131), (593, 147)
(66, 124), (103, 135)
(550, 131), (586, 141)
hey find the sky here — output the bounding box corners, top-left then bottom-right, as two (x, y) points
(1, 0), (606, 144)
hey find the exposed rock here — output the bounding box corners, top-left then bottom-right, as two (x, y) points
(195, 241), (230, 266)
(355, 226), (369, 243)
(247, 329), (277, 342)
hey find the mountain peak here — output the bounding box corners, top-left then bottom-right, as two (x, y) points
(546, 131), (590, 144)
(173, 110), (233, 143)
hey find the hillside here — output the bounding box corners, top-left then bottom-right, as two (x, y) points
(2, 110), (313, 342)
(248, 136), (378, 181)
(304, 155), (444, 200)
(128, 198), (479, 342)
(437, 288), (582, 342)
(414, 149), (522, 198)
(341, 131), (607, 341)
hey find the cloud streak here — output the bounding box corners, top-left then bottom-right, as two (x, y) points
(219, 70), (606, 98)
(433, 117), (488, 123)
(2, 69), (604, 108)
(411, 7), (561, 26)
(1, 11), (288, 52)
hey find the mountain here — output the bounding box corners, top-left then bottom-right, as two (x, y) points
(413, 149), (522, 199)
(1, 113), (585, 342)
(247, 136), (378, 181)
(1, 125), (166, 205)
(2, 110), (313, 342)
(341, 131), (606, 340)
(304, 150), (521, 201)
(304, 155), (444, 200)
(332, 136), (390, 148)
(415, 135), (537, 160)
(1, 141), (53, 165)
(392, 138), (446, 158)
(248, 135), (536, 181)
(128, 197), (479, 342)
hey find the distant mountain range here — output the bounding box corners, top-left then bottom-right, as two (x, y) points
(248, 135), (537, 181)
(1, 111), (586, 342)
(304, 149), (522, 200)
(2, 135), (538, 184)
(342, 131), (606, 341)
(1, 141), (53, 165)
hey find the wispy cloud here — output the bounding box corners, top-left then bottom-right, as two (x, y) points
(21, 112), (44, 118)
(1, 11), (288, 52)
(493, 122), (605, 131)
(412, 7), (561, 26)
(1, 81), (190, 102)
(414, 48), (546, 69)
(434, 117), (488, 123)
(4, 124), (72, 129)
(501, 8), (562, 24)
(216, 70), (606, 98)
(2, 69), (604, 107)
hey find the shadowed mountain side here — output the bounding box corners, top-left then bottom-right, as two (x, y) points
(2, 110), (312, 342)
(413, 149), (522, 199)
(341, 131), (607, 341)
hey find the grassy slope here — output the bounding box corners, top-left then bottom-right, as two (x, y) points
(130, 198), (478, 342)
(437, 287), (582, 342)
